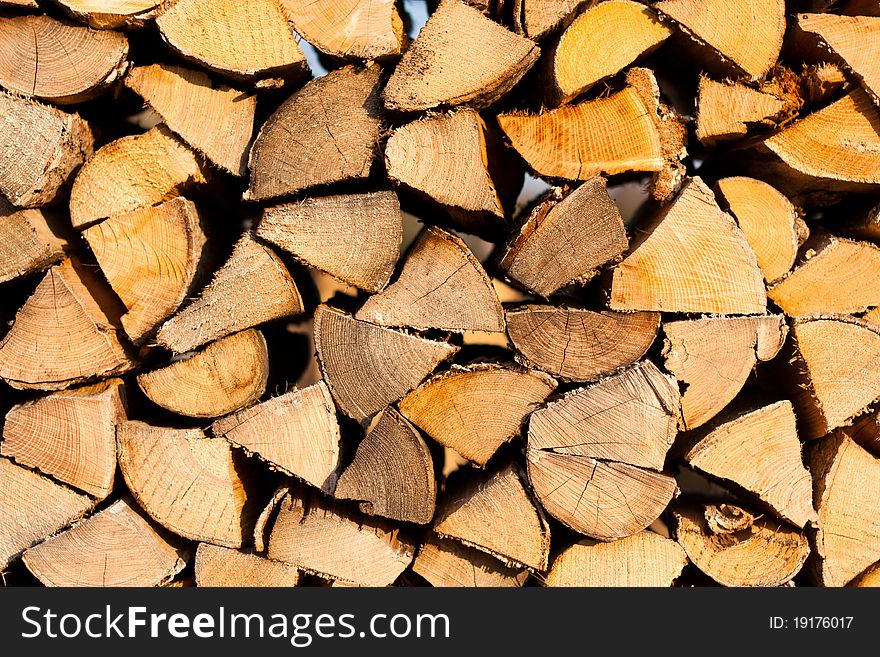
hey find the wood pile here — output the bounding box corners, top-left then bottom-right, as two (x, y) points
(2, 0), (880, 589)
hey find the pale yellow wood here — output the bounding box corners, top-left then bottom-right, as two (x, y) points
(195, 543), (299, 587)
(413, 536), (529, 587)
(55, 0), (167, 29)
(696, 77), (790, 146)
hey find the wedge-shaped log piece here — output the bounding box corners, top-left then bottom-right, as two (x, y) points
(0, 93), (94, 207)
(501, 177), (628, 297)
(156, 232), (303, 353)
(799, 13), (880, 105)
(0, 14), (128, 103)
(434, 463), (550, 571)
(655, 0), (785, 79)
(790, 316), (880, 439)
(715, 177), (799, 283)
(70, 126), (205, 228)
(696, 77), (792, 146)
(22, 497), (187, 587)
(849, 411), (880, 456)
(253, 486), (288, 553)
(528, 360), (679, 470)
(334, 408), (436, 524)
(413, 535), (529, 587)
(769, 237), (880, 316)
(212, 381), (341, 492)
(258, 192), (402, 293)
(280, 0), (404, 60)
(0, 259), (134, 391)
(0, 457), (95, 568)
(0, 209), (66, 283)
(850, 563), (880, 587)
(662, 315), (787, 430)
(610, 177), (766, 314)
(507, 306), (659, 382)
(385, 110), (504, 220)
(315, 306), (459, 422)
(246, 66), (383, 202)
(1, 381), (124, 499)
(513, 0), (586, 40)
(399, 364), (556, 466)
(125, 64), (257, 176)
(195, 543), (299, 587)
(156, 0), (308, 80)
(383, 0), (538, 111)
(267, 488), (415, 586)
(684, 402), (816, 527)
(356, 226), (504, 332)
(545, 531), (687, 587)
(810, 431), (880, 586)
(54, 1), (167, 29)
(117, 421), (255, 548)
(673, 503), (809, 587)
(84, 197), (206, 344)
(139, 330), (268, 419)
(546, 1), (672, 105)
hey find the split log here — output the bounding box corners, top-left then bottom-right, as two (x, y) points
(500, 177), (628, 297)
(156, 0), (308, 80)
(683, 401), (816, 527)
(267, 487), (415, 586)
(673, 503), (810, 587)
(0, 209), (66, 284)
(52, 1), (167, 29)
(156, 232), (303, 354)
(609, 177), (766, 314)
(506, 305), (659, 381)
(334, 408), (436, 524)
(383, 0), (539, 111)
(544, 531), (688, 587)
(1, 380), (124, 499)
(0, 92), (94, 207)
(769, 237), (880, 316)
(848, 411), (880, 456)
(355, 226), (504, 333)
(280, 0), (405, 60)
(246, 65), (384, 202)
(83, 197), (207, 344)
(413, 536), (529, 587)
(125, 63), (257, 176)
(0, 0), (37, 7)
(434, 463), (551, 571)
(809, 431), (880, 586)
(0, 14), (128, 103)
(138, 329), (269, 419)
(69, 126), (206, 228)
(195, 543), (299, 587)
(0, 259), (134, 391)
(398, 364), (556, 466)
(117, 421), (255, 548)
(211, 381), (341, 492)
(314, 305), (459, 422)
(544, 1), (672, 105)
(715, 176), (799, 283)
(696, 76), (794, 146)
(257, 191), (402, 293)
(662, 315), (787, 430)
(0, 457), (94, 569)
(654, 0), (785, 79)
(253, 486), (289, 553)
(22, 497), (187, 587)
(850, 563), (880, 587)
(513, 0), (588, 40)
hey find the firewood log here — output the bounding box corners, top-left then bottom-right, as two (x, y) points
(195, 543), (299, 587)
(0, 209), (67, 283)
(413, 535), (529, 587)
(52, 0), (168, 29)
(696, 77), (796, 146)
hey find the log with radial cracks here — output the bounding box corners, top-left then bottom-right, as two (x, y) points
(83, 197), (207, 344)
(0, 92), (94, 208)
(696, 77), (794, 146)
(334, 408), (436, 524)
(246, 65), (384, 202)
(0, 209), (67, 284)
(117, 421), (256, 548)
(413, 536), (529, 587)
(1, 380), (125, 499)
(211, 381), (341, 492)
(138, 329), (269, 419)
(156, 232), (303, 354)
(22, 497), (187, 587)
(257, 191), (402, 293)
(314, 305), (459, 423)
(355, 226), (504, 333)
(506, 305), (660, 382)
(0, 259), (134, 391)
(399, 364), (556, 466)
(195, 543), (299, 587)
(53, 1), (168, 29)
